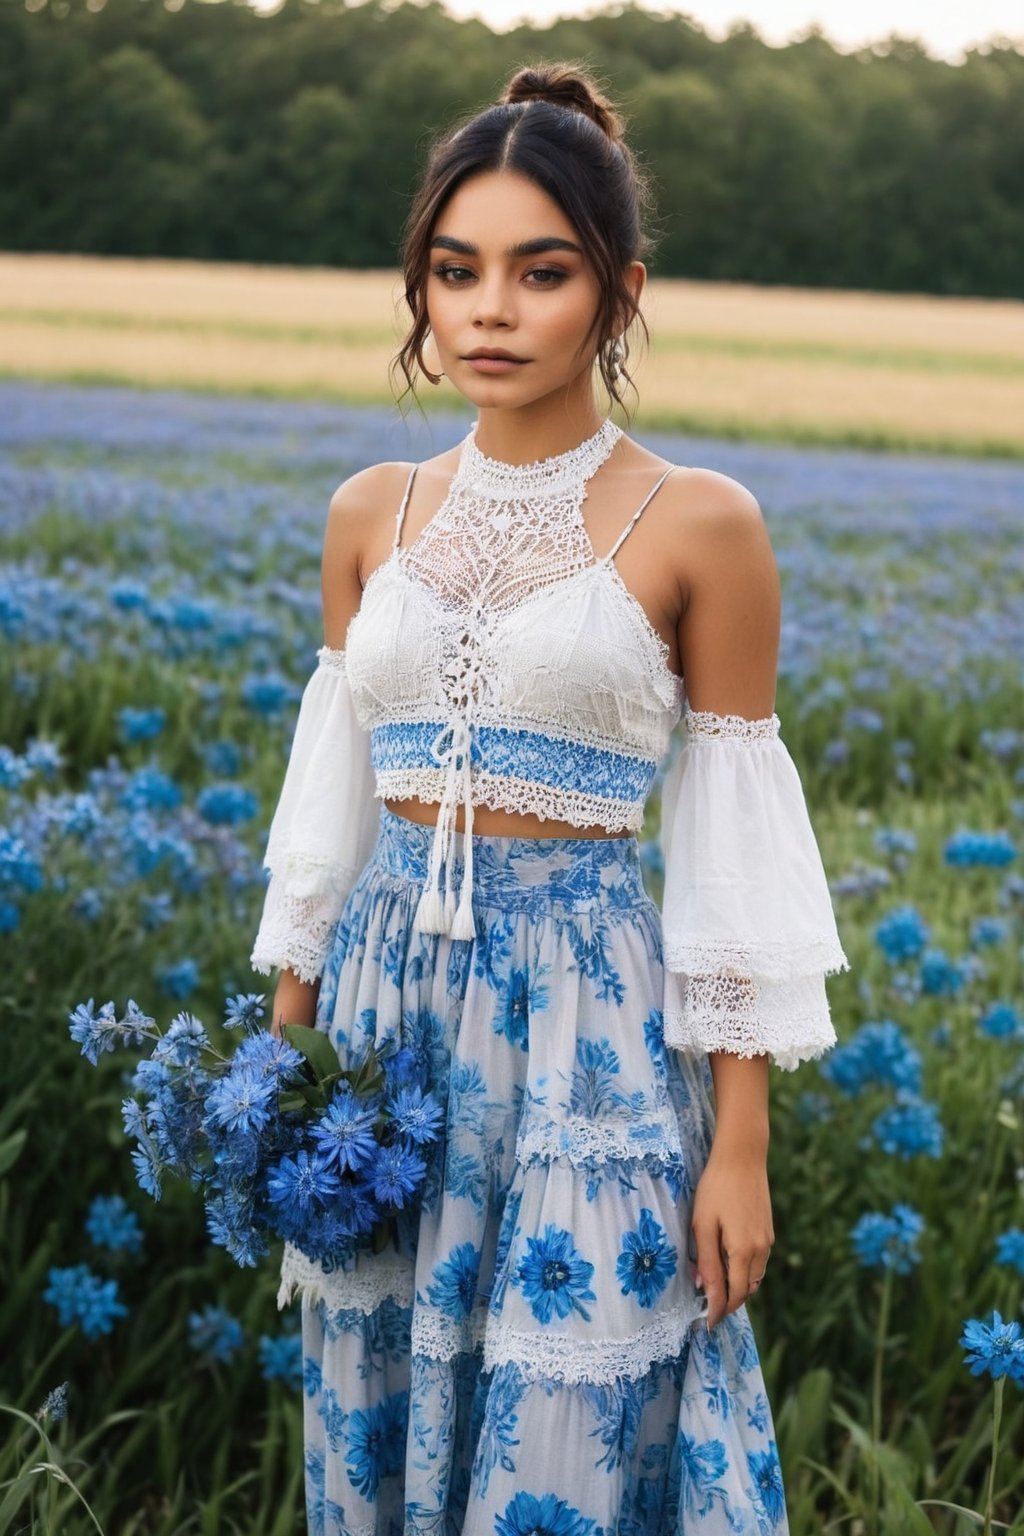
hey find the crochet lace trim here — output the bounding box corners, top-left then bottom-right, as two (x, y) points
(663, 967), (845, 1071)
(277, 1244), (414, 1312)
(373, 768), (644, 834)
(481, 1301), (708, 1384)
(249, 878), (344, 985)
(684, 710), (780, 743)
(315, 644), (347, 673)
(516, 1110), (682, 1165)
(280, 1242), (708, 1384)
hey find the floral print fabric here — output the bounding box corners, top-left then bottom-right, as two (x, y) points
(293, 806), (789, 1535)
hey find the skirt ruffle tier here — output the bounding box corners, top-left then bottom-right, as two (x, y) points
(281, 805), (789, 1536)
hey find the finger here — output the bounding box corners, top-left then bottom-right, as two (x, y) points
(692, 1233), (728, 1329)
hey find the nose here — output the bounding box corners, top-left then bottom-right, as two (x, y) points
(469, 274), (517, 328)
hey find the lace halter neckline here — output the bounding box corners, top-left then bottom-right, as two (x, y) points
(455, 417), (624, 500)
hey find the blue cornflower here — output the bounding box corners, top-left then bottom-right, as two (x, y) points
(117, 706), (166, 743)
(205, 1190), (269, 1268)
(153, 1011), (209, 1065)
(324, 1179), (377, 1239)
(994, 1228), (1024, 1277)
(0, 830), (44, 894)
(85, 1194), (143, 1255)
(944, 830), (1017, 869)
(819, 1019), (922, 1097)
(971, 916), (1009, 948)
(119, 766), (182, 812)
(267, 1149), (341, 1221)
(231, 1029), (304, 1081)
(205, 1065), (277, 1137)
(426, 1241), (481, 1319)
(258, 1332), (303, 1388)
(494, 1490), (598, 1536)
(850, 1203), (924, 1273)
(203, 740), (242, 777)
(223, 992), (266, 1031)
(156, 958), (199, 1000)
(960, 1311), (1024, 1384)
(140, 892), (174, 930)
(515, 1223), (597, 1325)
(874, 905), (929, 963)
(312, 1088), (379, 1173)
(0, 747), (32, 789)
(875, 828), (917, 859)
(35, 1382), (69, 1423)
(979, 1002), (1022, 1040)
(72, 888), (104, 922)
(872, 1092), (944, 1158)
(616, 1207), (678, 1308)
(25, 737), (63, 777)
(241, 675), (290, 716)
(385, 1084), (444, 1147)
(188, 1304), (244, 1363)
(0, 899), (19, 932)
(69, 997), (154, 1064)
(197, 783), (258, 826)
(365, 1143), (426, 1209)
(920, 948), (965, 998)
(43, 1264), (128, 1338)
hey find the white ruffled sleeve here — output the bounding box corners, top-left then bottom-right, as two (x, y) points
(658, 708), (850, 1071)
(249, 646), (380, 986)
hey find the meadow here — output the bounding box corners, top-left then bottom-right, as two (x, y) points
(4, 252), (1024, 459)
(1, 369), (1023, 1534)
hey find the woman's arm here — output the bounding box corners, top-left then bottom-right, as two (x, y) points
(268, 465), (397, 1040)
(671, 470), (782, 1327)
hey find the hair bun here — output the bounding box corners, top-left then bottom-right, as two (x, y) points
(501, 62), (625, 145)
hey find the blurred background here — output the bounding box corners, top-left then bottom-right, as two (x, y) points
(1, 2), (1023, 1532)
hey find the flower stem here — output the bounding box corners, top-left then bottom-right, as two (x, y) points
(983, 1374), (1005, 1536)
(870, 1266), (893, 1533)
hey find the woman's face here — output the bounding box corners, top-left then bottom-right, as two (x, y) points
(424, 169), (638, 408)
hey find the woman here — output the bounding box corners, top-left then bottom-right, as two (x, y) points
(251, 60), (849, 1536)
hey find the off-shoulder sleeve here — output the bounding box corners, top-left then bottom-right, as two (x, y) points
(249, 646), (380, 986)
(658, 708), (850, 1071)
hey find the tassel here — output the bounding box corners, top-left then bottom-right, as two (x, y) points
(413, 882), (447, 934)
(449, 754), (477, 940)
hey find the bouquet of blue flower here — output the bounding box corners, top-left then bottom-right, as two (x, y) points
(67, 992), (444, 1270)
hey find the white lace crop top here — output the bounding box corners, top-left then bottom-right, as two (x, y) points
(250, 417), (850, 1070)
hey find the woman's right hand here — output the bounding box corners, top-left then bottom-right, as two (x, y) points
(270, 969), (320, 1040)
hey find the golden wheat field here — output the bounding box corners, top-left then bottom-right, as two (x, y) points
(4, 251), (1024, 455)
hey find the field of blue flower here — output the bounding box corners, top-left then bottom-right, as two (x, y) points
(1, 377), (1022, 1533)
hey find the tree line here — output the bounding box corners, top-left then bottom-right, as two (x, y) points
(1, 0), (1022, 298)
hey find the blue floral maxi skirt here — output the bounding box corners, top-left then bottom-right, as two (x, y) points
(281, 805), (789, 1536)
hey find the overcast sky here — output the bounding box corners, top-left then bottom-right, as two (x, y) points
(371, 0), (1023, 62)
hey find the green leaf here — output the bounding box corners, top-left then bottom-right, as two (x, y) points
(282, 1024), (341, 1085)
(0, 1130), (27, 1178)
(917, 1500), (1014, 1531)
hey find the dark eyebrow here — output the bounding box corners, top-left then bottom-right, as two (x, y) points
(430, 235), (584, 258)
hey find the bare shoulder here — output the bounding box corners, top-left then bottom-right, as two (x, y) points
(321, 461), (415, 648)
(663, 465), (766, 536)
(326, 460), (416, 536)
(657, 465), (776, 606)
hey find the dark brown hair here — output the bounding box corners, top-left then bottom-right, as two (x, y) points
(390, 60), (659, 424)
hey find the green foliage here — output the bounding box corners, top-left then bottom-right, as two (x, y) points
(0, 0), (1022, 295)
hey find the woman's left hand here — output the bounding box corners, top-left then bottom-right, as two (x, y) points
(689, 1146), (775, 1330)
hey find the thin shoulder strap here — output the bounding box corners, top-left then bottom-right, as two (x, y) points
(392, 463), (419, 551)
(606, 465), (677, 562)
